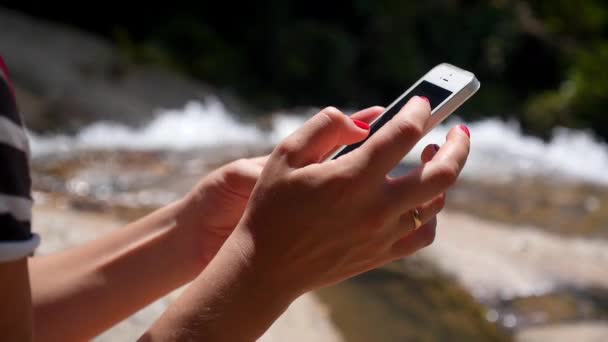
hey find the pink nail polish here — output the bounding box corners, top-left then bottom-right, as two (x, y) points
(0, 56), (9, 81)
(0, 56), (15, 98)
(459, 124), (470, 138)
(419, 96), (430, 105)
(353, 119), (370, 130)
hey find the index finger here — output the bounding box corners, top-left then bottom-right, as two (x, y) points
(349, 96), (431, 178)
(350, 106), (385, 123)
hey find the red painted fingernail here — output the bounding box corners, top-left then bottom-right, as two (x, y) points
(0, 56), (15, 97)
(432, 144), (440, 152)
(353, 119), (370, 130)
(0, 56), (9, 80)
(419, 96), (430, 105)
(459, 124), (470, 138)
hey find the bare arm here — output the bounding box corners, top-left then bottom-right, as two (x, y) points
(27, 108), (380, 341)
(29, 200), (203, 341)
(140, 231), (294, 341)
(0, 258), (33, 341)
(0, 56), (35, 341)
(29, 156), (267, 341)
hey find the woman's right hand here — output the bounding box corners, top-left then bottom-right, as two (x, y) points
(229, 96), (471, 298)
(144, 98), (471, 341)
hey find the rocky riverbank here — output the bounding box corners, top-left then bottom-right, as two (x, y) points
(30, 149), (508, 341)
(5, 6), (606, 340)
(29, 148), (608, 341)
(32, 198), (344, 342)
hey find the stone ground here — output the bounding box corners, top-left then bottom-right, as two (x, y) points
(32, 197), (608, 341)
(32, 197), (342, 341)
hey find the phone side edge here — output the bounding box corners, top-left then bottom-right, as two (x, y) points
(424, 76), (480, 133)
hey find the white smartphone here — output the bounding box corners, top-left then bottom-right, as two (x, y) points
(327, 63), (480, 160)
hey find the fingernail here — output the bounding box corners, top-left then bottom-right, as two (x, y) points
(0, 56), (9, 80)
(432, 144), (440, 152)
(459, 124), (470, 138)
(353, 119), (370, 130)
(419, 96), (430, 105)
(0, 56), (15, 97)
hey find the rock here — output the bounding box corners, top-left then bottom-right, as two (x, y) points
(423, 211), (608, 301)
(32, 192), (127, 256)
(31, 147), (272, 221)
(516, 322), (608, 342)
(32, 199), (344, 342)
(447, 177), (608, 239)
(316, 259), (509, 342)
(422, 211), (608, 333)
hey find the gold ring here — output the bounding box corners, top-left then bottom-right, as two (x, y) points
(412, 208), (422, 230)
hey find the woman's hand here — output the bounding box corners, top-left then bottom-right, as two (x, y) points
(144, 100), (469, 341)
(230, 97), (470, 297)
(176, 106), (386, 268)
(179, 156), (268, 266)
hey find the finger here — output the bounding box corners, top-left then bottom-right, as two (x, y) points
(353, 96), (431, 177)
(385, 125), (470, 210)
(249, 155), (270, 167)
(389, 216), (437, 259)
(274, 106), (370, 167)
(414, 193), (445, 225)
(320, 106), (385, 161)
(389, 193), (445, 240)
(420, 144), (440, 163)
(350, 106), (385, 123)
(222, 159), (265, 195)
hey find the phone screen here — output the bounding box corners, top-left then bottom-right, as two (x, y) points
(331, 80), (452, 160)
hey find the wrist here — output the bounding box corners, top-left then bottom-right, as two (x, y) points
(148, 230), (298, 342)
(164, 198), (210, 279)
(221, 225), (302, 306)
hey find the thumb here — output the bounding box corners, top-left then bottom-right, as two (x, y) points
(275, 106), (370, 167)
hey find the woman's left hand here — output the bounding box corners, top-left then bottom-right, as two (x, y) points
(179, 156), (268, 266)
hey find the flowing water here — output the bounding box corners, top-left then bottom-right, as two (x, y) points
(29, 98), (608, 341)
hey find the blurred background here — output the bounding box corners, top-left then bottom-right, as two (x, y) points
(2, 1), (608, 341)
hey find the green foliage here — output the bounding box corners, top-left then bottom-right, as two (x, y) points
(7, 1), (608, 140)
(521, 1), (608, 139)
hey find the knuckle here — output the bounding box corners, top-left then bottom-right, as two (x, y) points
(274, 141), (297, 157)
(224, 158), (248, 177)
(230, 158), (249, 170)
(435, 194), (446, 211)
(433, 162), (459, 188)
(321, 106), (342, 117)
(315, 107), (348, 141)
(418, 225), (437, 247)
(289, 167), (317, 184)
(294, 166), (333, 189)
(328, 170), (357, 187)
(318, 169), (360, 202)
(319, 106), (345, 126)
(325, 162), (360, 185)
(437, 194), (445, 211)
(394, 119), (423, 143)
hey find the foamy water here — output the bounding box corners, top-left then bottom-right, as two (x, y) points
(30, 98), (608, 185)
(29, 99), (265, 153)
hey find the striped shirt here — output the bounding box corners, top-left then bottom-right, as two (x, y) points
(0, 56), (39, 262)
